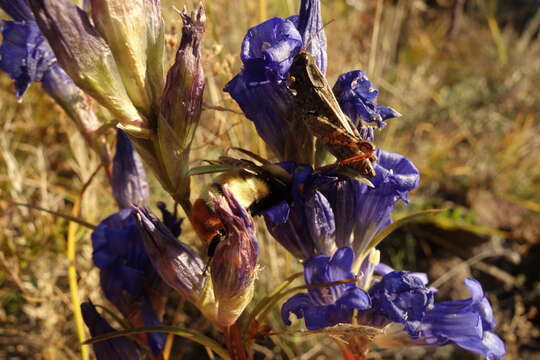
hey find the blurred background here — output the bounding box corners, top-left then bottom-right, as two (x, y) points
(1, 0), (539, 359)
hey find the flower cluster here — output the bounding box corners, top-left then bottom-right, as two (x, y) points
(0, 0), (506, 359)
(225, 0), (505, 359)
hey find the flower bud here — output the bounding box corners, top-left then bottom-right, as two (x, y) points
(81, 301), (141, 360)
(134, 207), (205, 304)
(112, 129), (149, 208)
(91, 208), (168, 355)
(29, 0), (146, 133)
(209, 187), (259, 327)
(90, 0), (165, 114)
(156, 4), (205, 203)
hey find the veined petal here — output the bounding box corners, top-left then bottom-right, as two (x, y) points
(134, 207), (205, 303)
(81, 301), (141, 360)
(0, 20), (55, 98)
(333, 70), (400, 129)
(297, 0), (327, 74)
(0, 0), (34, 21)
(305, 191), (336, 256)
(240, 17), (301, 82)
(281, 293), (311, 325)
(112, 129), (149, 209)
(224, 73), (294, 159)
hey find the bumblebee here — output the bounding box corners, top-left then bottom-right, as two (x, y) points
(189, 150), (292, 256)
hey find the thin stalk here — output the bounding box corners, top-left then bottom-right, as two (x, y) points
(68, 197), (89, 360)
(67, 165), (102, 360)
(84, 326), (231, 360)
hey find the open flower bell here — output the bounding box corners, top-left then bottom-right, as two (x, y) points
(282, 247), (371, 330)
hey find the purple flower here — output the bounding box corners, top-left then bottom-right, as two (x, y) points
(0, 0), (34, 22)
(0, 20), (56, 98)
(81, 301), (141, 360)
(210, 187), (258, 301)
(365, 272), (505, 359)
(297, 0), (327, 75)
(112, 129), (149, 209)
(134, 207), (205, 304)
(91, 208), (166, 355)
(282, 247), (371, 330)
(320, 150), (420, 259)
(418, 279), (505, 359)
(224, 0), (325, 161)
(263, 162), (338, 259)
(369, 271), (434, 335)
(333, 70), (401, 130)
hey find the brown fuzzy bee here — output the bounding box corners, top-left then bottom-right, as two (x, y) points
(189, 150), (293, 259)
(287, 50), (377, 178)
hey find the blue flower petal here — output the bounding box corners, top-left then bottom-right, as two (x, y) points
(240, 17), (302, 82)
(305, 191), (335, 256)
(263, 201), (290, 224)
(333, 70), (400, 129)
(0, 0), (34, 22)
(336, 287), (371, 310)
(370, 271), (434, 336)
(141, 301), (166, 355)
(224, 74), (293, 158)
(0, 20), (56, 98)
(456, 331), (506, 360)
(303, 304), (346, 330)
(281, 293), (312, 325)
(112, 129), (149, 209)
(81, 301), (141, 360)
(329, 247), (354, 273)
(296, 0), (327, 74)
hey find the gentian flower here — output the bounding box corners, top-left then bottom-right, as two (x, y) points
(319, 149), (420, 265)
(155, 4), (205, 206)
(281, 247), (371, 330)
(0, 20), (56, 98)
(333, 70), (401, 131)
(362, 272), (505, 359)
(81, 301), (141, 360)
(134, 207), (205, 305)
(368, 271), (434, 335)
(112, 129), (149, 209)
(209, 187), (260, 327)
(224, 0), (326, 162)
(91, 208), (166, 356)
(417, 278), (505, 359)
(263, 161), (338, 260)
(0, 0), (33, 22)
(0, 0), (112, 173)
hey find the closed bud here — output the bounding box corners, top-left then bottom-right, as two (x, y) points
(134, 207), (205, 303)
(29, 0), (147, 133)
(156, 4), (205, 203)
(210, 187), (259, 327)
(112, 129), (150, 208)
(81, 301), (141, 360)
